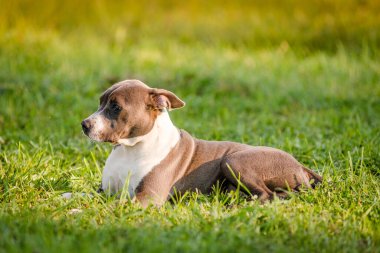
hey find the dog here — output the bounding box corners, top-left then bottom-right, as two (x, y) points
(80, 79), (322, 207)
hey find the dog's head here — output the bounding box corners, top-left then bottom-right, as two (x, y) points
(81, 80), (185, 144)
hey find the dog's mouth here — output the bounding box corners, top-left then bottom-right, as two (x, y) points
(81, 128), (103, 142)
(84, 130), (119, 145)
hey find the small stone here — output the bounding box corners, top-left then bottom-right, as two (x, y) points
(68, 208), (83, 214)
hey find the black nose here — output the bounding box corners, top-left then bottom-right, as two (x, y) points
(81, 120), (91, 134)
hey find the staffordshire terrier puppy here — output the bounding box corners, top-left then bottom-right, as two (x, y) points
(81, 80), (322, 207)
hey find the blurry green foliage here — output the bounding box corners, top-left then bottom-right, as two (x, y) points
(1, 0), (380, 50)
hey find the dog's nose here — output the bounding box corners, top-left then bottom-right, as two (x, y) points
(81, 120), (91, 134)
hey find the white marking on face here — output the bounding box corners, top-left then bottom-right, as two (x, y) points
(101, 110), (180, 197)
(87, 112), (107, 141)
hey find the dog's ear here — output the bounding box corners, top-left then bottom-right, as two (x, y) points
(149, 88), (185, 111)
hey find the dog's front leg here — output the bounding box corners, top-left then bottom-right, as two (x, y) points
(134, 182), (173, 208)
(135, 191), (165, 208)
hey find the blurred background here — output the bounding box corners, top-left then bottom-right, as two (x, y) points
(1, 0), (380, 50)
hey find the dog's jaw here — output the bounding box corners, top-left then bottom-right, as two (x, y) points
(117, 109), (178, 146)
(117, 129), (153, 147)
(117, 136), (145, 146)
(101, 110), (180, 196)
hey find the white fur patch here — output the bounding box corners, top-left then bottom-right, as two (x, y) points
(87, 112), (106, 141)
(101, 111), (180, 197)
(117, 134), (148, 146)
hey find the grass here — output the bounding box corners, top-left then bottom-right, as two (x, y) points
(0, 1), (380, 252)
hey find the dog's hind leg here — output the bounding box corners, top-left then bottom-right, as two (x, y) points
(220, 158), (274, 202)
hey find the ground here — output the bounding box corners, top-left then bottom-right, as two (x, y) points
(0, 1), (379, 252)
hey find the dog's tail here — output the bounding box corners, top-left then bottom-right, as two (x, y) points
(302, 166), (323, 188)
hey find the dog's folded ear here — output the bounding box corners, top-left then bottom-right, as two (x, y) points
(149, 88), (185, 111)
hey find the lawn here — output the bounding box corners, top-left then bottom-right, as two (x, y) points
(0, 1), (379, 252)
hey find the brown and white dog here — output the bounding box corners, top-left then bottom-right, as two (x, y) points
(79, 79), (322, 207)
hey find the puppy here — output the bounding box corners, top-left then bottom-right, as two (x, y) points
(81, 80), (322, 207)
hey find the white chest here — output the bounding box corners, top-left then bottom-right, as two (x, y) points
(101, 145), (160, 196)
(101, 112), (179, 197)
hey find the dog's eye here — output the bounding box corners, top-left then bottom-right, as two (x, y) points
(110, 102), (121, 112)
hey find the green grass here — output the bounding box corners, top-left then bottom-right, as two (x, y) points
(0, 1), (380, 252)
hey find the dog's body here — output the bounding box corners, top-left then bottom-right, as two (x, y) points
(81, 80), (322, 207)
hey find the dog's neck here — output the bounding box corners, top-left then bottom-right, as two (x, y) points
(102, 110), (180, 196)
(117, 109), (180, 153)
